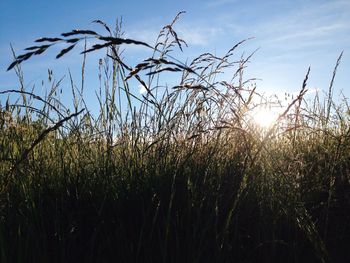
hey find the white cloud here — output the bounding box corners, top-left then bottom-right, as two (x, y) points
(266, 23), (348, 44)
(177, 26), (223, 46)
(127, 24), (223, 48)
(139, 84), (147, 94)
(254, 2), (350, 50)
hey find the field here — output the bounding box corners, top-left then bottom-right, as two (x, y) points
(1, 15), (350, 262)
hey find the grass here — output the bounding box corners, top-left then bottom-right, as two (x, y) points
(1, 13), (350, 262)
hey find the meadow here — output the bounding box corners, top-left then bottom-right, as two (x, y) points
(1, 14), (349, 262)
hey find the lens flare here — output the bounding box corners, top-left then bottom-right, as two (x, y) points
(251, 107), (279, 128)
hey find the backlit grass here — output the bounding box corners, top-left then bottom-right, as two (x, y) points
(1, 14), (349, 263)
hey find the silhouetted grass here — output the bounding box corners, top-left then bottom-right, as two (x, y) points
(1, 13), (349, 263)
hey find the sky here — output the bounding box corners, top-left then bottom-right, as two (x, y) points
(1, 0), (349, 111)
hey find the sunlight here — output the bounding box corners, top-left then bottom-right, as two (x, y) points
(250, 106), (279, 128)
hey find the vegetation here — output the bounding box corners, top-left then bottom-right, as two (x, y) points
(1, 13), (349, 262)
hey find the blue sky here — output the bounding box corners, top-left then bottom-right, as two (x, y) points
(1, 0), (349, 109)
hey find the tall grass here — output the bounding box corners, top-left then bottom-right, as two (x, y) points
(1, 13), (349, 262)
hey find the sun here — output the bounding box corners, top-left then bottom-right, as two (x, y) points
(250, 106), (279, 128)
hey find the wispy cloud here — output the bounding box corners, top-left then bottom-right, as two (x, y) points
(266, 23), (348, 44)
(176, 26), (223, 46)
(127, 23), (223, 48)
(2, 0), (349, 100)
(122, 23), (224, 58)
(252, 1), (350, 52)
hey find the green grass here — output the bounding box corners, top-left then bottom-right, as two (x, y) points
(1, 14), (349, 262)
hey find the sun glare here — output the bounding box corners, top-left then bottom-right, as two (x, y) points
(251, 107), (279, 128)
